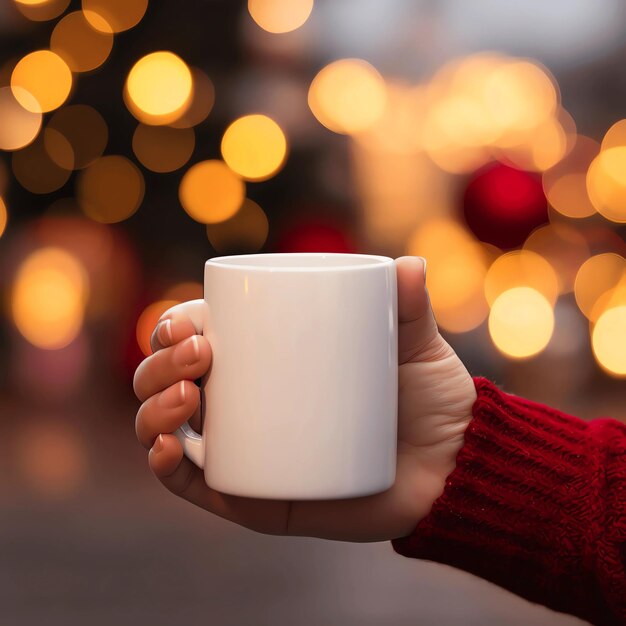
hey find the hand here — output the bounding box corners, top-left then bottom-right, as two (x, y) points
(133, 256), (476, 542)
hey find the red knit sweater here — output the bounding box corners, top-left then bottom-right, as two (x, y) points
(392, 377), (626, 625)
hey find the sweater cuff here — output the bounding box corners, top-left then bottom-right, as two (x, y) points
(391, 377), (616, 622)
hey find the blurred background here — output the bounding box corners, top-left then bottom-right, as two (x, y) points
(1, 0), (625, 623)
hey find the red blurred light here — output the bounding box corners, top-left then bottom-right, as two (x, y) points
(276, 220), (355, 253)
(463, 163), (548, 249)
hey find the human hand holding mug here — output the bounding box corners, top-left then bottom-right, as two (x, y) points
(134, 255), (476, 542)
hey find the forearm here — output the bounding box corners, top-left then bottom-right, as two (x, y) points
(392, 378), (626, 624)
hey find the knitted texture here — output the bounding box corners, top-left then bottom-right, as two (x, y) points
(391, 377), (626, 625)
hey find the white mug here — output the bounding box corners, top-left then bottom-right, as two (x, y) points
(174, 253), (398, 500)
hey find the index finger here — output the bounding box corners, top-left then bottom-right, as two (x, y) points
(150, 313), (199, 353)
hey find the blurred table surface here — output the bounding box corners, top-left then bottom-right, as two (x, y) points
(0, 391), (590, 626)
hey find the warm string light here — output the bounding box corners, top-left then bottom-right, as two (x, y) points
(77, 155), (145, 223)
(2, 11), (626, 382)
(248, 0), (314, 34)
(51, 10), (114, 73)
(125, 51), (193, 126)
(11, 247), (89, 350)
(179, 160), (245, 224)
(408, 217), (490, 333)
(308, 59), (387, 135)
(488, 287), (555, 359)
(221, 114), (287, 181)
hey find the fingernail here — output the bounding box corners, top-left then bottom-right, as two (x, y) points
(418, 256), (427, 279)
(158, 381), (186, 407)
(156, 319), (172, 345)
(152, 434), (164, 454)
(173, 335), (201, 367)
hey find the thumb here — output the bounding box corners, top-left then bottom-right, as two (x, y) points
(395, 256), (440, 364)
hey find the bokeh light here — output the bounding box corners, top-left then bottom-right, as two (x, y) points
(169, 67), (214, 129)
(416, 54), (562, 175)
(463, 163), (548, 249)
(276, 219), (354, 253)
(179, 160), (245, 224)
(601, 119), (626, 151)
(408, 217), (490, 333)
(11, 247), (89, 350)
(502, 117), (568, 172)
(488, 287), (554, 358)
(355, 82), (428, 155)
(125, 51), (193, 125)
(543, 134), (599, 219)
(587, 147), (626, 222)
(575, 253), (626, 321)
(50, 10), (114, 73)
(221, 114), (287, 181)
(484, 250), (559, 306)
(11, 50), (72, 113)
(136, 299), (179, 356)
(524, 223), (591, 293)
(206, 198), (269, 253)
(12, 135), (72, 193)
(484, 60), (558, 133)
(0, 86), (42, 150)
(77, 155), (145, 223)
(44, 104), (108, 170)
(82, 0), (148, 33)
(308, 59), (387, 135)
(592, 306), (626, 377)
(248, 0), (314, 34)
(132, 124), (195, 173)
(0, 197), (7, 238)
(13, 0), (70, 22)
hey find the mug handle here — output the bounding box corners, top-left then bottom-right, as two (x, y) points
(171, 298), (209, 470)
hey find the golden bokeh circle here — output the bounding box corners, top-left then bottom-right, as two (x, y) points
(11, 247), (89, 350)
(575, 253), (626, 321)
(132, 124), (195, 173)
(248, 0), (314, 33)
(12, 136), (72, 193)
(221, 114), (287, 181)
(587, 147), (626, 223)
(0, 86), (42, 151)
(179, 160), (245, 224)
(602, 119), (626, 151)
(82, 0), (148, 32)
(77, 155), (145, 223)
(45, 104), (108, 169)
(484, 250), (559, 306)
(51, 10), (114, 72)
(11, 50), (72, 113)
(14, 0), (70, 22)
(206, 198), (269, 253)
(169, 67), (214, 129)
(488, 287), (554, 359)
(592, 306), (626, 377)
(408, 217), (490, 333)
(125, 51), (193, 125)
(308, 59), (387, 135)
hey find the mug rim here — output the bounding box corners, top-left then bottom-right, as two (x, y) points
(205, 252), (394, 272)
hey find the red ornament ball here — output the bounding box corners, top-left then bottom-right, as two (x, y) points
(276, 220), (354, 253)
(463, 163), (548, 249)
